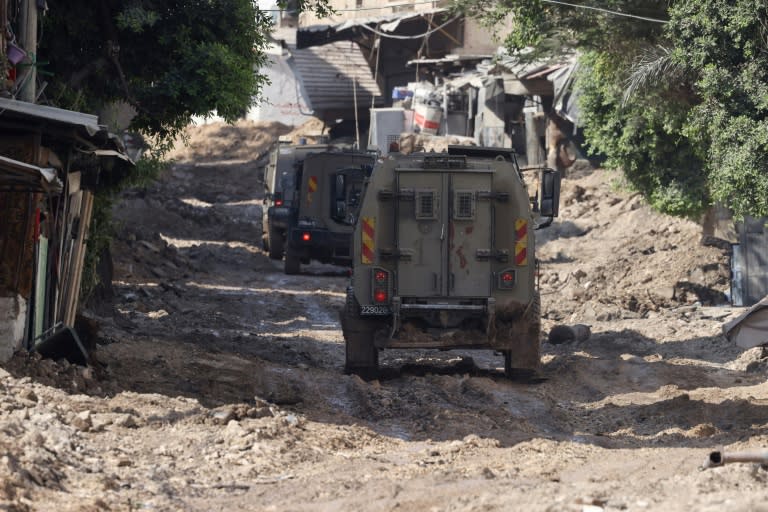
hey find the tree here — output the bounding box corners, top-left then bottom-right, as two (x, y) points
(40, 0), (330, 143)
(669, 0), (768, 219)
(577, 51), (707, 217)
(35, 0), (332, 300)
(454, 0), (768, 219)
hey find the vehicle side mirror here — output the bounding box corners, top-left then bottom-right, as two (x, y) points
(539, 168), (560, 218)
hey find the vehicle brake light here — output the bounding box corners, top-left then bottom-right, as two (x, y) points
(371, 267), (390, 304)
(498, 269), (515, 289)
(302, 232), (311, 242)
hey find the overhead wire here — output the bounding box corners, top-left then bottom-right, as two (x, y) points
(263, 0), (669, 23)
(541, 0), (669, 23)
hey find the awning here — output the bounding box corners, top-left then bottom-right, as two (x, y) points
(297, 8), (448, 49)
(0, 155), (63, 194)
(406, 54), (491, 67)
(0, 97), (102, 137)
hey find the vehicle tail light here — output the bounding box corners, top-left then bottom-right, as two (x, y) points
(302, 232), (311, 242)
(371, 267), (390, 304)
(498, 269), (515, 289)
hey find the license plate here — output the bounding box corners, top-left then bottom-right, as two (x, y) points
(360, 305), (390, 316)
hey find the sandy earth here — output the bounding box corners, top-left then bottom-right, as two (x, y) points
(2, 120), (768, 512)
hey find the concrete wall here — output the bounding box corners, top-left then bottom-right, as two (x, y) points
(0, 295), (26, 362)
(457, 17), (512, 56)
(249, 47), (315, 126)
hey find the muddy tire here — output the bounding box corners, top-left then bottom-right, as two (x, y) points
(284, 245), (301, 275)
(504, 292), (541, 379)
(341, 288), (379, 379)
(267, 225), (284, 260)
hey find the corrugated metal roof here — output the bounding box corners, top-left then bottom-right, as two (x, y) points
(291, 41), (383, 111)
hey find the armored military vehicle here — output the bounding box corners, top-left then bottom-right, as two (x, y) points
(262, 141), (333, 260)
(282, 150), (375, 274)
(340, 146), (560, 378)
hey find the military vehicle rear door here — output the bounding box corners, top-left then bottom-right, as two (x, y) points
(449, 171), (493, 296)
(395, 165), (493, 298)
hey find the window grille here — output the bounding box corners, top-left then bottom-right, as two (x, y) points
(454, 191), (474, 219)
(415, 190), (436, 219)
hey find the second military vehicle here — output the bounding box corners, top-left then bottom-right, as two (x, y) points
(340, 146), (560, 378)
(282, 150), (375, 274)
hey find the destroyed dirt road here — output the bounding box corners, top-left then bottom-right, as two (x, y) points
(2, 121), (768, 512)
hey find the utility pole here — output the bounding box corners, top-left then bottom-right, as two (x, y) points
(18, 0), (38, 103)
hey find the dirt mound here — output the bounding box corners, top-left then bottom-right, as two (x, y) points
(167, 120), (291, 163)
(537, 168), (730, 327)
(167, 117), (330, 164)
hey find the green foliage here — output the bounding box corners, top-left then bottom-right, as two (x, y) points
(41, 0), (269, 143)
(576, 52), (707, 218)
(669, 0), (768, 219)
(456, 0), (768, 219)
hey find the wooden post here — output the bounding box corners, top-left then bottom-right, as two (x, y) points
(64, 190), (93, 326)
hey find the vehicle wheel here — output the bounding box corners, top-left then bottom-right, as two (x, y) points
(267, 225), (284, 260)
(503, 292), (541, 379)
(340, 288), (379, 379)
(284, 245), (301, 274)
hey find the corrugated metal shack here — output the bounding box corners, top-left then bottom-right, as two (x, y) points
(0, 98), (133, 363)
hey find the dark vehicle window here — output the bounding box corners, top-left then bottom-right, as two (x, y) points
(331, 169), (365, 225)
